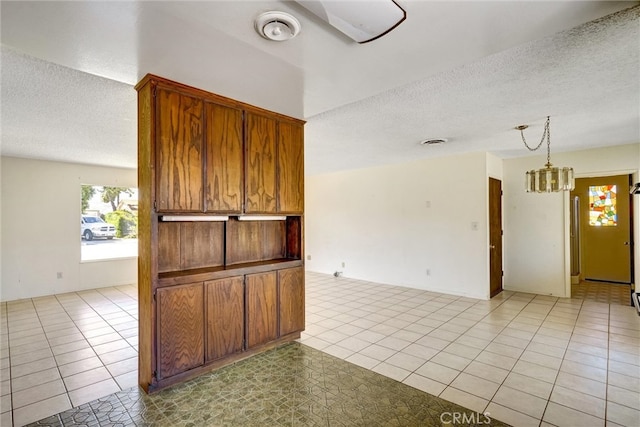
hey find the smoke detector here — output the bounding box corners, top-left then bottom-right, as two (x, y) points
(420, 138), (448, 146)
(255, 11), (301, 41)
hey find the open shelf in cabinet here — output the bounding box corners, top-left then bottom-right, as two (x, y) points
(156, 216), (302, 287)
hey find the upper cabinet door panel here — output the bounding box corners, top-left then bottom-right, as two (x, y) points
(205, 103), (244, 213)
(277, 121), (304, 213)
(245, 113), (277, 213)
(156, 89), (204, 212)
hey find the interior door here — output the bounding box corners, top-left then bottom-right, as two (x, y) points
(489, 178), (503, 297)
(573, 175), (632, 283)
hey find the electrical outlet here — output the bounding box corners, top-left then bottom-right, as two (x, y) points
(341, 262), (345, 268)
(56, 272), (63, 279)
(426, 200), (431, 208)
(306, 255), (311, 261)
(426, 269), (431, 276)
(471, 221), (479, 231)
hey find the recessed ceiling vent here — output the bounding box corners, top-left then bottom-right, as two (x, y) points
(420, 138), (448, 146)
(255, 11), (301, 42)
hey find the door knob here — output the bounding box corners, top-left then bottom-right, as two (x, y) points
(624, 242), (630, 246)
(489, 245), (495, 249)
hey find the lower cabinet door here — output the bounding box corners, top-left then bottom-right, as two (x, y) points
(205, 276), (244, 362)
(278, 267), (305, 336)
(157, 282), (204, 379)
(246, 271), (278, 349)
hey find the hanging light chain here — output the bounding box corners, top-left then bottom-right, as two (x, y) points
(519, 116), (550, 151)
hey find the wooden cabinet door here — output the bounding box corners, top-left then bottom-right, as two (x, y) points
(278, 267), (305, 337)
(277, 121), (304, 213)
(157, 283), (204, 379)
(205, 277), (244, 362)
(245, 271), (277, 348)
(156, 89), (204, 212)
(245, 113), (277, 213)
(205, 103), (244, 213)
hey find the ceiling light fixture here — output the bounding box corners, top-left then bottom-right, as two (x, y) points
(294, 0), (406, 44)
(517, 116), (574, 193)
(420, 138), (447, 146)
(255, 11), (301, 41)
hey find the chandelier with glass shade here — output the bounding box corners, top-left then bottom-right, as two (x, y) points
(517, 116), (575, 193)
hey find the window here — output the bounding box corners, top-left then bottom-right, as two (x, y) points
(589, 185), (617, 226)
(81, 184), (138, 261)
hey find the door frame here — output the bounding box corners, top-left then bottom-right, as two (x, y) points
(564, 170), (636, 297)
(489, 177), (503, 298)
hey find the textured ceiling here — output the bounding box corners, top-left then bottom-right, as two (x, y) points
(0, 1), (638, 174)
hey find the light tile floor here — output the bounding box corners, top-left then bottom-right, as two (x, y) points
(300, 273), (640, 427)
(1, 273), (639, 426)
(0, 285), (138, 426)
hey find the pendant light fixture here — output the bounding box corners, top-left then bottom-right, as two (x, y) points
(517, 116), (575, 193)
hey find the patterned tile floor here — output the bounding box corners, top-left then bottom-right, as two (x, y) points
(26, 342), (508, 427)
(1, 272), (638, 426)
(571, 280), (633, 305)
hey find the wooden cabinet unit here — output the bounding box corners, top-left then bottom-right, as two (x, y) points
(136, 74), (305, 392)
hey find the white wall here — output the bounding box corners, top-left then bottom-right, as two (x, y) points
(1, 157), (137, 301)
(503, 143), (640, 297)
(305, 152), (492, 300)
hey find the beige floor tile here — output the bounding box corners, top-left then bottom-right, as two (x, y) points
(12, 378), (66, 409)
(502, 371), (553, 400)
(511, 359), (558, 384)
(492, 385), (547, 419)
(491, 334), (529, 350)
(11, 356), (57, 378)
(463, 360), (509, 384)
(559, 359), (607, 383)
(485, 402), (540, 427)
(321, 344), (354, 359)
(483, 341), (524, 359)
(402, 372), (447, 396)
(96, 346), (137, 365)
(555, 371), (606, 398)
(519, 349), (563, 370)
(609, 349), (640, 366)
(430, 351), (471, 371)
(11, 367), (61, 393)
(607, 401), (640, 426)
(114, 370), (138, 390)
(550, 384), (605, 418)
(44, 326), (82, 339)
(12, 393), (71, 427)
(385, 351), (426, 371)
(358, 343), (396, 361)
(337, 337), (375, 353)
(51, 339), (91, 356)
(401, 343), (439, 360)
(371, 362), (410, 382)
(345, 352), (379, 369)
(58, 355), (105, 378)
(608, 370), (640, 393)
(443, 342), (483, 359)
(54, 347), (97, 366)
(415, 361), (460, 385)
(10, 347), (53, 366)
(543, 402), (604, 427)
(449, 372), (499, 400)
(608, 384), (640, 409)
(440, 386), (488, 413)
(68, 378), (121, 407)
(63, 366), (111, 391)
(0, 410), (12, 427)
(415, 335), (450, 351)
(376, 336), (412, 351)
(475, 350), (518, 370)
